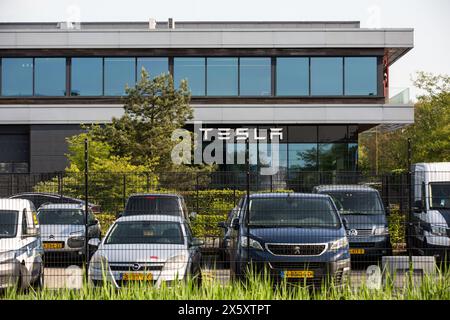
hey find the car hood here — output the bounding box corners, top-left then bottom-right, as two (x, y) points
(96, 244), (188, 264)
(40, 224), (84, 237)
(0, 238), (18, 252)
(340, 214), (387, 229)
(246, 227), (345, 244)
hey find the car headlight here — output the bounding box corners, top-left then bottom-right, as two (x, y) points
(89, 254), (109, 271)
(163, 254), (189, 272)
(330, 237), (349, 251)
(0, 250), (17, 263)
(240, 236), (264, 251)
(373, 226), (389, 235)
(431, 225), (447, 237)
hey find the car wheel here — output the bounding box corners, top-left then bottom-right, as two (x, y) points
(18, 263), (30, 292)
(32, 260), (44, 290)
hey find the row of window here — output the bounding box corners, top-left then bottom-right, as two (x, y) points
(0, 56), (378, 97)
(219, 142), (358, 173)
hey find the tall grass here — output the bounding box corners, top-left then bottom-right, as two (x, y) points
(2, 268), (450, 300)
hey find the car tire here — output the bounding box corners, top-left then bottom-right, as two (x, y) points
(17, 263), (30, 292)
(32, 260), (44, 290)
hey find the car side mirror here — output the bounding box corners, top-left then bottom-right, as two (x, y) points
(25, 227), (39, 237)
(190, 212), (197, 220)
(88, 238), (101, 248)
(231, 218), (240, 230)
(385, 207), (391, 216)
(413, 200), (423, 213)
(217, 221), (227, 229)
(116, 212), (123, 218)
(190, 238), (204, 247)
(89, 219), (99, 226)
(342, 218), (349, 230)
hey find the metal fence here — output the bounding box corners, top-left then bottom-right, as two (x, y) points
(0, 169), (448, 291)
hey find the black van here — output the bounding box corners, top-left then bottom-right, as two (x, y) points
(120, 193), (195, 221)
(313, 185), (392, 263)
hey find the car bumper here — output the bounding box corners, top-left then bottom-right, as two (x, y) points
(348, 238), (392, 261)
(89, 267), (189, 288)
(422, 242), (450, 261)
(0, 261), (20, 289)
(237, 249), (351, 286)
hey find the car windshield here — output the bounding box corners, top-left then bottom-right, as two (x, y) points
(125, 196), (181, 216)
(38, 209), (85, 225)
(105, 221), (185, 245)
(0, 210), (19, 238)
(247, 197), (340, 228)
(325, 191), (384, 215)
(430, 183), (450, 209)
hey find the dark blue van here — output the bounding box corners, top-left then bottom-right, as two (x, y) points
(313, 185), (392, 263)
(227, 193), (350, 286)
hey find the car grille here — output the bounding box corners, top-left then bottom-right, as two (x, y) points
(269, 262), (324, 270)
(350, 242), (376, 248)
(109, 263), (163, 272)
(266, 244), (326, 256)
(348, 229), (373, 237)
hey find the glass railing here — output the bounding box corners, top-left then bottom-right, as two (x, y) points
(387, 87), (412, 105)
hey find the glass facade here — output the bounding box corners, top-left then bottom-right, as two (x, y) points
(0, 56), (380, 97)
(104, 57), (136, 96)
(276, 58), (309, 96)
(34, 58), (66, 96)
(311, 57), (343, 95)
(344, 57), (377, 96)
(137, 57), (169, 79)
(174, 58), (206, 96)
(71, 58), (103, 96)
(1, 58), (33, 96)
(239, 58), (271, 96)
(206, 58), (238, 96)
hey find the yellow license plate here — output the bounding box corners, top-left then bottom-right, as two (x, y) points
(350, 248), (365, 255)
(43, 242), (64, 249)
(283, 270), (314, 278)
(121, 273), (153, 281)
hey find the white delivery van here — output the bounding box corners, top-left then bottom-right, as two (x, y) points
(0, 199), (44, 289)
(409, 162), (450, 261)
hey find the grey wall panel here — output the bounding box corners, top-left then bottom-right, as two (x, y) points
(29, 124), (83, 173)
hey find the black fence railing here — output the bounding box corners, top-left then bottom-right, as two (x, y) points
(0, 170), (448, 291)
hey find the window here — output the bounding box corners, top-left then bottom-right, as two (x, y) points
(288, 144), (318, 171)
(311, 57), (343, 95)
(174, 58), (205, 96)
(344, 57), (377, 96)
(71, 58), (103, 96)
(1, 58), (33, 96)
(207, 57), (238, 96)
(239, 58), (271, 96)
(104, 57), (136, 96)
(318, 143), (347, 171)
(276, 58), (309, 96)
(318, 125), (348, 142)
(34, 58), (66, 96)
(137, 57), (169, 79)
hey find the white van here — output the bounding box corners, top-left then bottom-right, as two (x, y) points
(0, 199), (44, 289)
(409, 162), (450, 261)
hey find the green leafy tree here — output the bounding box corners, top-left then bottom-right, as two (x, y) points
(90, 69), (194, 172)
(359, 72), (450, 172)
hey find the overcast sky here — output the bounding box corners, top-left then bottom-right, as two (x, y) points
(1, 0), (449, 99)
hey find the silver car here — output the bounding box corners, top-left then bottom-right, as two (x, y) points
(38, 203), (101, 259)
(88, 215), (203, 288)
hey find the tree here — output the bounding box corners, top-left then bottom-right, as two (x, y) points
(90, 69), (194, 172)
(359, 72), (450, 173)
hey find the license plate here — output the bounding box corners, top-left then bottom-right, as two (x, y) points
(282, 270), (314, 278)
(121, 273), (153, 281)
(43, 242), (64, 249)
(350, 248), (365, 255)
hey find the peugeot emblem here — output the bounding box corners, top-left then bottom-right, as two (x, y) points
(348, 229), (358, 236)
(132, 263), (141, 271)
(293, 246), (302, 255)
(49, 235), (55, 239)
